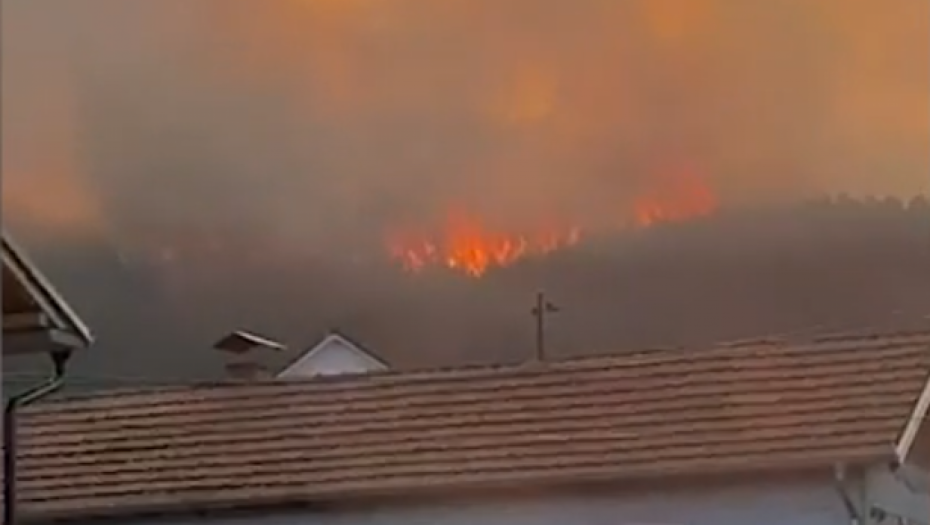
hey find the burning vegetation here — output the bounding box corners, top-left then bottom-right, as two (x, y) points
(1, 1), (928, 385)
(385, 166), (718, 276)
(4, 1), (926, 264)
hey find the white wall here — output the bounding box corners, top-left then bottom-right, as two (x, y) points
(120, 478), (851, 525)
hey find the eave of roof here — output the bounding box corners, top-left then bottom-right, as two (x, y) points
(2, 232), (93, 350)
(214, 330), (286, 354)
(12, 330), (930, 521)
(19, 447), (895, 524)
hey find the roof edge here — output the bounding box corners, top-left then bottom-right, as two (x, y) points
(21, 448), (892, 524)
(895, 366), (930, 461)
(2, 232), (93, 347)
(322, 330), (390, 367)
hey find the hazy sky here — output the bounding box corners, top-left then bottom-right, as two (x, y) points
(3, 0), (928, 254)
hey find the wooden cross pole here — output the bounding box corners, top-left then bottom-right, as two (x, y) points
(531, 290), (559, 362)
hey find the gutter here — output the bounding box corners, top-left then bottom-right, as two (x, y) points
(834, 463), (864, 525)
(3, 350), (71, 525)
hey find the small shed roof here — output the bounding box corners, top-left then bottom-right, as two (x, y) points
(12, 330), (930, 521)
(213, 330), (286, 355)
(2, 232), (93, 354)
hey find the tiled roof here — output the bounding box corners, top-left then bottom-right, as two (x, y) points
(13, 330), (930, 520)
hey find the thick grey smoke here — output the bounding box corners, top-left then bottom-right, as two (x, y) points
(2, 1), (929, 386)
(3, 0), (927, 254)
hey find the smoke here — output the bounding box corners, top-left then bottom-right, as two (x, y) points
(3, 0), (928, 252)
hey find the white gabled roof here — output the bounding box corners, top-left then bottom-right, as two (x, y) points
(2, 231), (93, 350)
(277, 330), (389, 378)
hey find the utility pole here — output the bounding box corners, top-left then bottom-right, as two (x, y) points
(531, 290), (559, 362)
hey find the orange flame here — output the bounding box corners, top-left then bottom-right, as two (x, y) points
(387, 210), (581, 277)
(387, 168), (718, 277)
